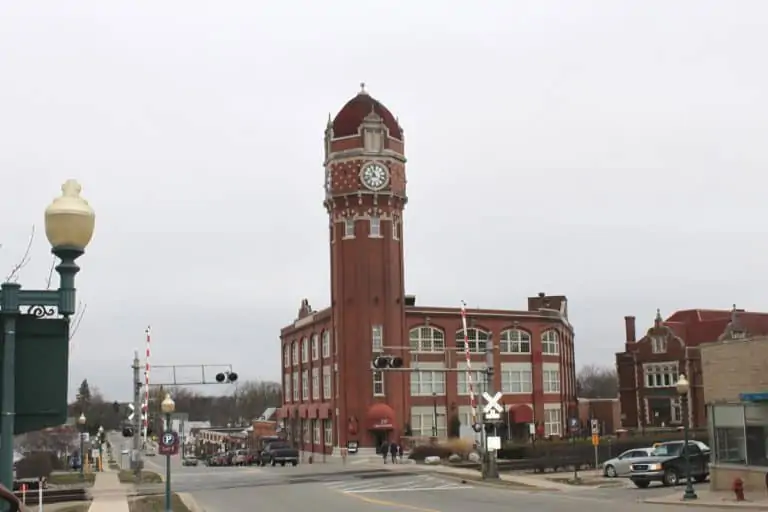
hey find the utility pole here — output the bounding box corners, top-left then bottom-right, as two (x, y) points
(482, 337), (500, 480)
(132, 351), (143, 476)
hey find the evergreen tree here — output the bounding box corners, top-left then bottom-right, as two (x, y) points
(76, 379), (92, 412)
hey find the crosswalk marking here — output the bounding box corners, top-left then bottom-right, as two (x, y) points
(326, 474), (471, 494)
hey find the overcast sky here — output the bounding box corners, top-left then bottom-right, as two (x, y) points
(1, 1), (766, 401)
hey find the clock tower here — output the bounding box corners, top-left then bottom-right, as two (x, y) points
(324, 85), (408, 448)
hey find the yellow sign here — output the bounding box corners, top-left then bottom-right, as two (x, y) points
(591, 434), (600, 446)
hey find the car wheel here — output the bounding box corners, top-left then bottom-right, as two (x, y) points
(271, 459), (276, 467)
(280, 461), (286, 466)
(663, 469), (679, 487)
(633, 480), (651, 489)
(291, 461), (297, 467)
(604, 465), (617, 478)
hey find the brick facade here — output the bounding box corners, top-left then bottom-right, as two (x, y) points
(701, 336), (768, 403)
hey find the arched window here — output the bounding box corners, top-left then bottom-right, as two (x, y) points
(409, 326), (445, 352)
(283, 344), (290, 367)
(301, 337), (309, 363)
(321, 330), (331, 358)
(500, 329), (531, 354)
(541, 330), (559, 355)
(291, 341), (299, 366)
(456, 328), (489, 353)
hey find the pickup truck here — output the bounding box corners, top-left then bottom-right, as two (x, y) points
(629, 440), (710, 488)
(260, 442), (299, 467)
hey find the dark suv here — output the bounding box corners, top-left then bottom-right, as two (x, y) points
(629, 440), (710, 488)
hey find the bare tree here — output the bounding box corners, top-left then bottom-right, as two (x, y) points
(576, 364), (619, 399)
(5, 225), (35, 282)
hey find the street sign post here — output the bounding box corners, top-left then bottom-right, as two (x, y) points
(592, 433), (600, 470)
(158, 431), (179, 456)
(590, 418), (599, 435)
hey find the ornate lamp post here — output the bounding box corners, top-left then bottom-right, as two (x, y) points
(0, 180), (95, 490)
(676, 374), (697, 501)
(161, 394), (175, 512)
(78, 413), (87, 478)
(97, 426), (104, 472)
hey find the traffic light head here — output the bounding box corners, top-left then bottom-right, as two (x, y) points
(390, 357), (403, 368)
(216, 371), (238, 383)
(216, 372), (226, 383)
(228, 372), (238, 383)
(372, 355), (404, 369)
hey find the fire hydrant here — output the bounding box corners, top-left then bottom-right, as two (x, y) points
(733, 477), (745, 501)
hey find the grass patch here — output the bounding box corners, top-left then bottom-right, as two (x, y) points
(118, 470), (163, 484)
(54, 504), (92, 512)
(547, 476), (614, 487)
(47, 472), (96, 486)
(129, 494), (190, 512)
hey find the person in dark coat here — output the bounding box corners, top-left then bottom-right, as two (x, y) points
(381, 441), (389, 463)
(389, 441), (398, 464)
(398, 443), (404, 462)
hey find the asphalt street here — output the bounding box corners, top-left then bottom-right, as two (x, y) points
(139, 455), (718, 511)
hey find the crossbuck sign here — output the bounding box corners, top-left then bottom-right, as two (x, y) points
(482, 391), (504, 421)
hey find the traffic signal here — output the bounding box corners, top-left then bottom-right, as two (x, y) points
(372, 355), (404, 369)
(215, 371), (238, 383)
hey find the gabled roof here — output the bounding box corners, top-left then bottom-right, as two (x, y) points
(661, 308), (768, 345)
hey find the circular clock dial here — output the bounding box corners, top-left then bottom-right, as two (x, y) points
(360, 163), (390, 191)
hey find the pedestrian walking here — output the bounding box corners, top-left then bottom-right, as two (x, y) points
(398, 443), (404, 463)
(389, 442), (398, 464)
(381, 441), (389, 464)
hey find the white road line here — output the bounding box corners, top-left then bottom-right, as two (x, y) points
(345, 486), (469, 494)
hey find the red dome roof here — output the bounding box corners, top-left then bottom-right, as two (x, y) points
(332, 87), (402, 140)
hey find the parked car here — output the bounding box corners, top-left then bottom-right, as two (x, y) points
(182, 457), (199, 467)
(602, 448), (654, 477)
(260, 442), (299, 467)
(629, 441), (710, 488)
(233, 450), (248, 466)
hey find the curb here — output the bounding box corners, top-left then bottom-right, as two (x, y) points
(178, 492), (205, 512)
(437, 473), (551, 491)
(644, 498), (768, 510)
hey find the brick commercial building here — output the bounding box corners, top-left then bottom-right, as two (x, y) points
(701, 329), (768, 491)
(617, 307), (768, 431)
(277, 86), (577, 455)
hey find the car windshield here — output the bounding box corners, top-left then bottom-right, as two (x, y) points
(268, 442), (289, 450)
(652, 443), (683, 457)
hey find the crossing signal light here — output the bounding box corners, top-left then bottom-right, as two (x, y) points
(372, 355), (404, 369)
(216, 371), (238, 383)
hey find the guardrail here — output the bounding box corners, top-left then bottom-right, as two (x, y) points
(14, 488), (89, 506)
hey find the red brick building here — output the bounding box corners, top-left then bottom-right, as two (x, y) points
(276, 86), (577, 454)
(616, 307), (768, 430)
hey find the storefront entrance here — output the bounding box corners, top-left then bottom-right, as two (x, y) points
(372, 430), (389, 453)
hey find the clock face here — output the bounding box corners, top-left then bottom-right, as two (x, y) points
(360, 163), (390, 191)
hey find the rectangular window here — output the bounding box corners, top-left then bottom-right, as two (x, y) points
(651, 336), (667, 354)
(302, 420), (310, 443)
(301, 338), (309, 363)
(644, 362), (679, 388)
(322, 331), (331, 358)
(313, 420), (321, 444)
(283, 374), (291, 402)
(410, 370), (446, 396)
(322, 366), (331, 399)
(541, 331), (560, 355)
(312, 368), (320, 400)
(323, 419), (333, 446)
(311, 335), (319, 360)
(372, 325), (383, 352)
(283, 345), (290, 367)
(457, 369), (485, 395)
(292, 342), (299, 366)
(410, 410), (447, 438)
(373, 371), (385, 396)
(369, 216), (381, 237)
(392, 217), (400, 240)
(543, 369), (560, 393)
(344, 218), (355, 238)
(544, 407), (562, 437)
(501, 369), (533, 394)
(292, 373), (299, 401)
(302, 370), (309, 400)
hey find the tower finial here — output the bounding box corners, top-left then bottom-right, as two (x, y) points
(654, 308), (662, 327)
(359, 82), (367, 95)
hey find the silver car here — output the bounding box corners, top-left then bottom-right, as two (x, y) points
(602, 448), (654, 477)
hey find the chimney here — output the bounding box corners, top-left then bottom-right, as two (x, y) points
(624, 316), (636, 343)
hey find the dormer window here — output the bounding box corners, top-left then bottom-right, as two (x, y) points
(651, 336), (667, 354)
(344, 218), (355, 239)
(369, 216), (381, 237)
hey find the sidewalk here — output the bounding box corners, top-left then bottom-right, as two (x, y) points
(645, 489), (768, 510)
(88, 470), (129, 512)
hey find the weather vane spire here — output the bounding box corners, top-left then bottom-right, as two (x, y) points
(359, 82), (367, 95)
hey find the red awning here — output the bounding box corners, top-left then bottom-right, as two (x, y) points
(366, 403), (396, 430)
(508, 404), (534, 424)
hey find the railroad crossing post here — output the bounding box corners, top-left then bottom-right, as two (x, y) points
(482, 337), (500, 480)
(132, 352), (143, 476)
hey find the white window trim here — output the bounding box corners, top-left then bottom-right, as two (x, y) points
(373, 370), (385, 396)
(651, 336), (667, 354)
(410, 365), (446, 396)
(542, 368), (561, 394)
(322, 331), (331, 358)
(301, 338), (309, 363)
(323, 419), (333, 446)
(313, 420), (321, 444)
(544, 406), (562, 437)
(372, 325), (383, 352)
(302, 370), (309, 400)
(284, 374), (291, 402)
(456, 328), (490, 354)
(369, 216), (382, 238)
(322, 366), (331, 399)
(501, 365), (533, 394)
(409, 326), (446, 353)
(292, 342), (299, 366)
(392, 216), (400, 240)
(643, 361), (679, 389)
(343, 218), (355, 239)
(541, 330), (560, 355)
(283, 345), (290, 367)
(410, 407), (448, 438)
(311, 335), (319, 361)
(500, 329), (532, 354)
(292, 373), (299, 401)
(312, 367), (320, 400)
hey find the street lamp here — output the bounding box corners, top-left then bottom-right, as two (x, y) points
(676, 374), (697, 501)
(78, 413), (87, 478)
(97, 426), (104, 472)
(161, 394), (175, 512)
(0, 180), (95, 490)
(431, 393), (438, 437)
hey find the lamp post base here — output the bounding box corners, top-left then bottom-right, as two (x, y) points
(683, 486), (698, 500)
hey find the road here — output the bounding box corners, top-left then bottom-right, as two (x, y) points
(139, 455), (716, 511)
